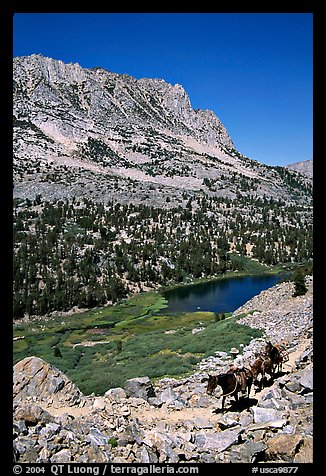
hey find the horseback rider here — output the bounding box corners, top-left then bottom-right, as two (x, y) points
(230, 347), (244, 370)
(229, 347), (250, 393)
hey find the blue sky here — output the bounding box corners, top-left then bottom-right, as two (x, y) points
(13, 13), (313, 167)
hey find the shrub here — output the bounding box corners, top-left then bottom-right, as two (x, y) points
(53, 346), (62, 358)
(108, 438), (118, 448)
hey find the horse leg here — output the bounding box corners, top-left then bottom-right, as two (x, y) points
(261, 369), (265, 390)
(221, 395), (226, 412)
(234, 391), (239, 407)
(247, 378), (253, 402)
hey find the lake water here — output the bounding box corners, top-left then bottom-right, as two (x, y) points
(162, 274), (281, 314)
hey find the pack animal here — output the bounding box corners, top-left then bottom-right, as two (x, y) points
(206, 369), (253, 412)
(264, 341), (289, 374)
(250, 355), (274, 391)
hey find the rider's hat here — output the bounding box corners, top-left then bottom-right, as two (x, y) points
(230, 347), (239, 355)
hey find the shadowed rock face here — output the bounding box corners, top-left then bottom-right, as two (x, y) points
(13, 356), (83, 406)
(124, 376), (156, 400)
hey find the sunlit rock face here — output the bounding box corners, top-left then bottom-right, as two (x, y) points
(13, 54), (312, 207)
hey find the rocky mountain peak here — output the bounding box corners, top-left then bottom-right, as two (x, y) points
(14, 54), (87, 86)
(13, 54), (234, 154)
(13, 54), (312, 207)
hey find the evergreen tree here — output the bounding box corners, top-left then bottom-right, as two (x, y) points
(292, 267), (308, 297)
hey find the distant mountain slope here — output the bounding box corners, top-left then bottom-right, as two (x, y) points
(286, 159), (313, 178)
(13, 54), (312, 206)
(12, 55), (313, 321)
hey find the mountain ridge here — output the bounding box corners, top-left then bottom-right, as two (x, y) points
(13, 54), (312, 207)
(13, 54), (234, 149)
(286, 159), (313, 178)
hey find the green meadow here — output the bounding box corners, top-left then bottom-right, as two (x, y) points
(13, 290), (262, 395)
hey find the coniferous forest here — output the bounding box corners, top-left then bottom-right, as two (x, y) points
(13, 193), (312, 320)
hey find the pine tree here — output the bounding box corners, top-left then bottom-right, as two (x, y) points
(292, 267), (308, 297)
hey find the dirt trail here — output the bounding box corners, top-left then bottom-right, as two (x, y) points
(133, 340), (310, 424)
(285, 340), (308, 372)
(42, 404), (91, 419)
(130, 406), (222, 428)
(42, 339), (310, 427)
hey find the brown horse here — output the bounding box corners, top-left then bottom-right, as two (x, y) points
(206, 369), (253, 412)
(273, 344), (289, 373)
(250, 355), (274, 391)
(264, 341), (289, 374)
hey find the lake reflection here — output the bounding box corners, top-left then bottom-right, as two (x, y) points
(162, 275), (280, 314)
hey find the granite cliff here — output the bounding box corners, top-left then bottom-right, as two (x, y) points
(13, 55), (312, 206)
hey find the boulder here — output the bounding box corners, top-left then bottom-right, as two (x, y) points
(250, 406), (286, 425)
(280, 388), (307, 409)
(87, 446), (111, 463)
(19, 446), (41, 463)
(13, 419), (28, 436)
(217, 414), (239, 430)
(141, 430), (179, 463)
(138, 446), (159, 463)
(147, 397), (163, 407)
(298, 364), (313, 393)
(104, 387), (126, 401)
(39, 422), (61, 438)
(226, 440), (267, 463)
(188, 394), (212, 408)
(50, 449), (72, 463)
(92, 397), (106, 411)
(36, 446), (51, 463)
(124, 376), (155, 400)
(13, 356), (84, 406)
(194, 427), (244, 453)
(87, 428), (109, 446)
(14, 403), (54, 426)
(192, 417), (215, 429)
(159, 386), (179, 405)
(262, 399), (287, 411)
(259, 386), (283, 403)
(284, 378), (302, 394)
(14, 435), (38, 458)
(297, 348), (313, 366)
(265, 434), (303, 462)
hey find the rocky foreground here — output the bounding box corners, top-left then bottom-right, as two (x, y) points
(13, 278), (313, 463)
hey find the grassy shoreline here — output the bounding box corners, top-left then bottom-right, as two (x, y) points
(13, 258), (292, 394)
